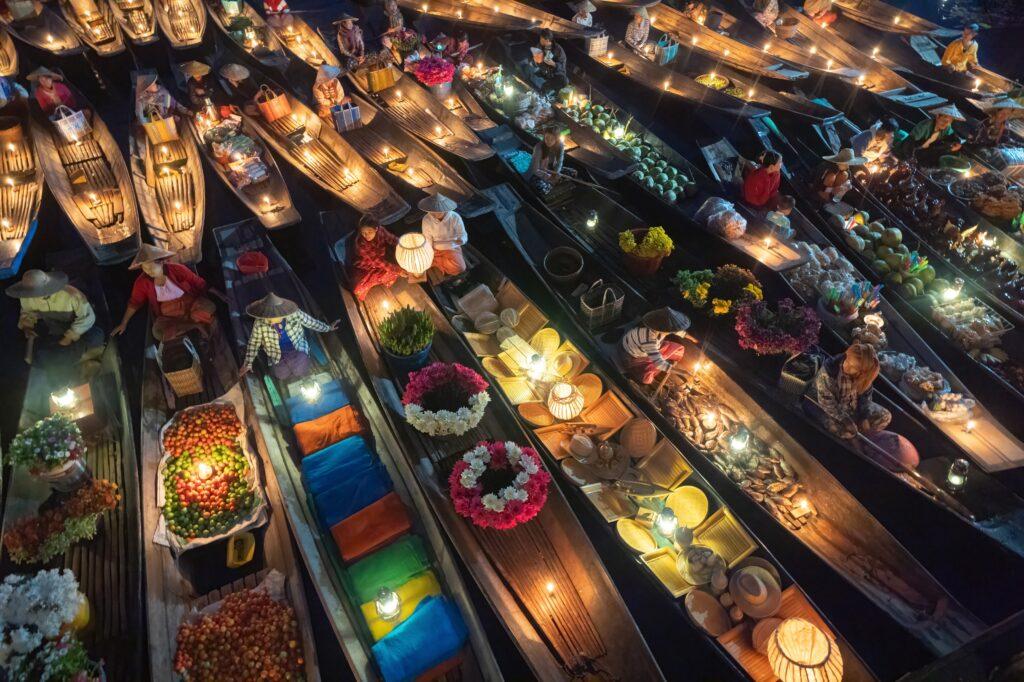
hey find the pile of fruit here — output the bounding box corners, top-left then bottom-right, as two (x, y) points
(174, 587), (304, 681)
(559, 97), (697, 203)
(161, 404), (257, 539)
(837, 214), (943, 299)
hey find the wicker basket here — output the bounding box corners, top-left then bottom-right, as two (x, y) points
(158, 339), (203, 397)
(580, 280), (623, 330)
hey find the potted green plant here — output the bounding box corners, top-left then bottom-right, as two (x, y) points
(379, 306), (435, 378)
(619, 226), (674, 277)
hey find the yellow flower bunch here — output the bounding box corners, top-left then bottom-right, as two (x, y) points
(711, 298), (732, 315)
(744, 283), (764, 301)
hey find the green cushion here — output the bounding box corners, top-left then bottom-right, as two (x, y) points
(349, 536), (430, 604)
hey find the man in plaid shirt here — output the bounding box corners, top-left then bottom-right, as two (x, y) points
(240, 293), (337, 380)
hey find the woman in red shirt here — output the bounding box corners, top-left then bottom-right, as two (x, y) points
(27, 67), (78, 115)
(113, 244), (216, 341)
(742, 150), (783, 210)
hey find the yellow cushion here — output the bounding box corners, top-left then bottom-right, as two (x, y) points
(360, 571), (441, 641)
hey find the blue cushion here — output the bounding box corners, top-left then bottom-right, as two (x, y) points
(300, 436), (373, 498)
(372, 596), (468, 682)
(313, 462), (392, 529)
(286, 379), (350, 425)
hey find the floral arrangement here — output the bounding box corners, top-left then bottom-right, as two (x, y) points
(619, 227), (674, 259)
(414, 56), (456, 87)
(674, 264), (763, 316)
(390, 27), (421, 54)
(3, 479), (120, 564)
(735, 298), (821, 356)
(403, 362), (490, 437)
(448, 441), (551, 530)
(8, 414), (84, 472)
(819, 281), (882, 318)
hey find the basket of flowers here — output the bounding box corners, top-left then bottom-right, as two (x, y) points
(735, 298), (821, 357)
(389, 28), (421, 59)
(402, 362), (490, 437)
(673, 264), (763, 317)
(9, 413), (90, 492)
(414, 56), (456, 97)
(449, 440), (551, 530)
(619, 226), (674, 277)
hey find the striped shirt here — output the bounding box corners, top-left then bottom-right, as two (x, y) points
(243, 310), (331, 368)
(622, 327), (669, 370)
(625, 19), (650, 51)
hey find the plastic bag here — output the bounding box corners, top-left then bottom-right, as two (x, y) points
(695, 196), (732, 225)
(710, 209), (747, 240)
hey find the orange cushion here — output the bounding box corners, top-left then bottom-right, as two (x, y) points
(415, 652), (464, 682)
(330, 492), (411, 562)
(294, 404), (365, 457)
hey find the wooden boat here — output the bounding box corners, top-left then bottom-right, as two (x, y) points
(398, 0), (597, 39)
(155, 0), (206, 48)
(217, 67), (409, 224)
(443, 78), (500, 133)
(29, 77), (140, 265)
(140, 318), (320, 680)
(492, 181), (992, 656)
(214, 218), (502, 682)
(205, 0), (289, 72)
(57, 0), (125, 56)
(109, 0), (157, 44)
(339, 92), (493, 216)
(348, 66), (494, 162)
(0, 95), (44, 280)
(129, 70), (206, 263)
(266, 13), (339, 70)
(0, 253), (144, 680)
(1, 1), (84, 55)
(0, 27), (17, 77)
(414, 194), (876, 681)
(832, 0), (961, 36)
(323, 215), (665, 682)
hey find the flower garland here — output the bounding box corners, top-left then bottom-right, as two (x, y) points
(448, 441), (551, 529)
(414, 56), (455, 87)
(674, 264), (763, 316)
(402, 362), (490, 437)
(8, 414), (84, 472)
(735, 298), (821, 356)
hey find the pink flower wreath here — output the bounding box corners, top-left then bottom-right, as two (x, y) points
(448, 440), (551, 530)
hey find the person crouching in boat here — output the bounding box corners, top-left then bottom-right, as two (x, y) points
(621, 307), (692, 385)
(239, 293), (337, 379)
(0, 76), (29, 109)
(27, 67), (88, 121)
(219, 63), (261, 116)
(941, 23), (980, 74)
(677, 0), (708, 25)
(741, 149), (787, 210)
(809, 148), (865, 204)
(135, 72), (191, 125)
(419, 193), (468, 276)
(527, 126), (576, 195)
(526, 29), (568, 95)
(8, 269), (104, 384)
(351, 215), (403, 300)
(571, 0), (595, 28)
(968, 98), (1024, 149)
(383, 0), (404, 32)
(850, 118), (899, 164)
(625, 7), (650, 52)
(334, 13), (365, 64)
(181, 61), (214, 106)
(802, 0), (836, 26)
(895, 104), (965, 166)
(807, 343), (891, 439)
(751, 0), (779, 32)
(113, 244), (216, 342)
(313, 65), (350, 120)
(263, 0), (293, 29)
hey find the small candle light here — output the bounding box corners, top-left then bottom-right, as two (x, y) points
(826, 59), (834, 70)
(691, 36), (698, 45)
(941, 287), (959, 302)
(262, 194), (271, 205)
(527, 353), (547, 380)
(613, 126), (625, 139)
(434, 125), (443, 137)
(502, 84), (513, 98)
(654, 507), (678, 537)
(663, 79), (671, 90)
(381, 299), (390, 312)
(973, 78), (981, 91)
(375, 587), (402, 621)
(857, 75), (865, 85)
(51, 386), (78, 410)
(545, 581), (556, 595)
(763, 42), (771, 52)
(747, 88), (755, 98)
(964, 419), (977, 434)
(47, 34), (54, 43)
(586, 210), (598, 228)
(701, 410), (718, 429)
(763, 236), (774, 249)
(809, 45), (817, 55)
(893, 15), (900, 24)
(299, 378), (322, 404)
(729, 430), (749, 452)
(606, 50), (614, 60)
(792, 493), (811, 515)
(947, 458), (969, 492)
(395, 89), (403, 100)
(196, 461), (214, 480)
(692, 360), (706, 373)
(872, 47), (880, 57)
(723, 48), (730, 57)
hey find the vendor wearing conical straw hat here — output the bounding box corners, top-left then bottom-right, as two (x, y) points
(113, 244), (216, 342)
(312, 64), (350, 120)
(621, 307), (693, 385)
(811, 148), (865, 204)
(240, 292), (337, 379)
(27, 66), (77, 116)
(334, 12), (365, 63)
(570, 1), (596, 28)
(896, 104), (965, 165)
(970, 97), (1024, 148)
(419, 192), (468, 276)
(625, 6), (651, 52)
(135, 71), (190, 122)
(180, 61), (213, 103)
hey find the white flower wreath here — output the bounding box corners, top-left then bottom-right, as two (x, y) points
(404, 391), (490, 437)
(458, 441), (541, 514)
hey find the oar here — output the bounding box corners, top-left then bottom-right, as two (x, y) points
(24, 336), (34, 365)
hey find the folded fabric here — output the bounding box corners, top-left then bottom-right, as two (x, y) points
(286, 379), (350, 425)
(372, 595), (468, 682)
(349, 536), (431, 604)
(360, 570), (441, 641)
(413, 653), (463, 682)
(314, 462), (392, 529)
(300, 435), (374, 499)
(294, 404), (366, 456)
(330, 491), (410, 563)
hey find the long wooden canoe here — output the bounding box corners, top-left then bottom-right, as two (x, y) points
(832, 0), (959, 36)
(155, 0), (206, 48)
(396, 0), (535, 33)
(109, 0), (156, 44)
(339, 92), (492, 216)
(323, 214), (665, 681)
(130, 70), (206, 263)
(496, 177), (989, 655)
(29, 78), (140, 265)
(0, 2), (84, 55)
(422, 197), (876, 681)
(204, 0), (289, 72)
(266, 13), (339, 70)
(1, 253), (143, 680)
(217, 67), (410, 224)
(140, 321), (321, 681)
(348, 67), (494, 162)
(214, 218), (502, 681)
(0, 95), (44, 280)
(57, 0), (125, 56)
(0, 27), (17, 77)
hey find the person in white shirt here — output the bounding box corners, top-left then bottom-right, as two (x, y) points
(621, 307), (692, 384)
(571, 0), (595, 27)
(419, 193), (467, 276)
(625, 7), (650, 52)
